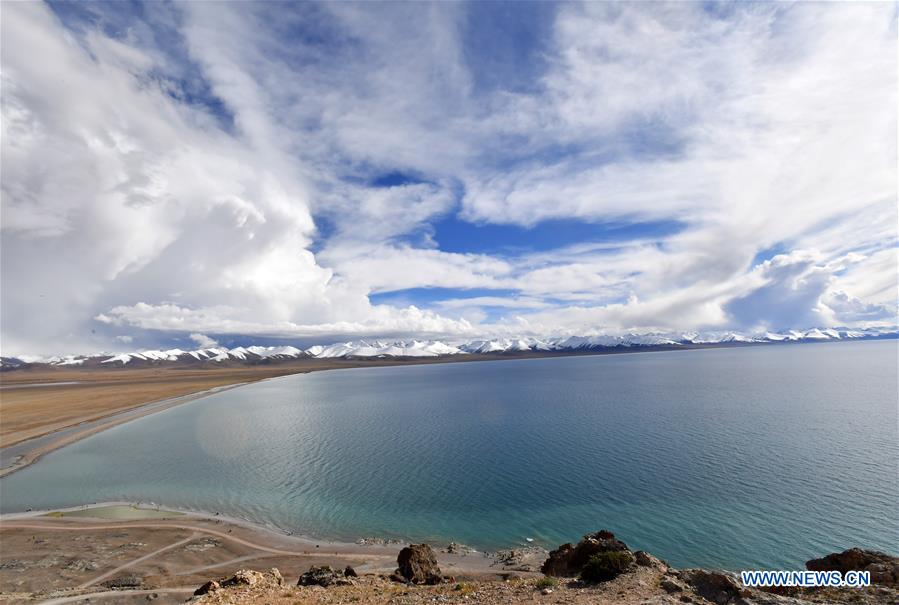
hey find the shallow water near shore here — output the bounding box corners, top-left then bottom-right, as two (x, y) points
(1, 340), (896, 570)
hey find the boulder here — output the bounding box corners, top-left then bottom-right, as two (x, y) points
(634, 550), (666, 570)
(395, 544), (443, 584)
(344, 566), (358, 577)
(193, 580), (220, 596)
(806, 548), (899, 586)
(193, 569), (283, 598)
(298, 565), (348, 587)
(541, 530), (631, 577)
(224, 569), (265, 587)
(660, 577), (685, 593)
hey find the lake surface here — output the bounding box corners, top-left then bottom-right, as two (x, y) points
(2, 340), (897, 570)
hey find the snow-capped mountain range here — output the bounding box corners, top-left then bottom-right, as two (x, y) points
(1, 327), (895, 369)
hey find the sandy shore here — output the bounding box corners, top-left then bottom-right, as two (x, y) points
(3, 505), (895, 605)
(0, 503), (533, 604)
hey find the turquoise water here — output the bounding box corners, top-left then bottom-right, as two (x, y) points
(1, 341), (897, 570)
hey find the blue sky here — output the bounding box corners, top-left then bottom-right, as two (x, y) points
(1, 1), (896, 354)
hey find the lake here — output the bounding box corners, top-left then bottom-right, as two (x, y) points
(1, 340), (896, 570)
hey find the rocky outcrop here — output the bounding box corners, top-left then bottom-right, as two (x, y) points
(676, 569), (751, 604)
(194, 569), (282, 596)
(394, 544), (443, 584)
(806, 548), (899, 586)
(541, 530), (632, 578)
(224, 569), (267, 588)
(298, 565), (353, 587)
(634, 550), (666, 569)
(194, 580), (220, 596)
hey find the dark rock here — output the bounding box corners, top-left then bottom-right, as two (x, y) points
(395, 544), (443, 585)
(806, 548), (899, 586)
(541, 530), (631, 577)
(103, 574), (142, 589)
(446, 542), (472, 555)
(634, 550), (666, 569)
(676, 569), (750, 605)
(298, 565), (347, 587)
(193, 580), (220, 596)
(344, 566), (357, 577)
(661, 578), (685, 593)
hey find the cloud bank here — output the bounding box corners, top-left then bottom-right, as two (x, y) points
(1, 1), (896, 355)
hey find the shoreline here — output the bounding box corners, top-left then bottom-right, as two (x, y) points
(0, 382), (254, 478)
(3, 502), (897, 605)
(0, 502), (523, 577)
(0, 501), (539, 564)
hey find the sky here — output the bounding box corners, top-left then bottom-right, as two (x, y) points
(1, 1), (897, 356)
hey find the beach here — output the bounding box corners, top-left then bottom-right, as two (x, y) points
(0, 503), (528, 604)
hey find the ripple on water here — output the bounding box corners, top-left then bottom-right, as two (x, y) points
(0, 340), (896, 570)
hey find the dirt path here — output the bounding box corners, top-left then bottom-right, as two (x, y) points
(77, 533), (199, 589)
(40, 587), (196, 604)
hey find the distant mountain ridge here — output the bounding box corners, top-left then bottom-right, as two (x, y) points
(1, 327), (895, 369)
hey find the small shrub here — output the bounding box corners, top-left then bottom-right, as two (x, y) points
(579, 551), (634, 584)
(452, 582), (475, 595)
(536, 577), (558, 589)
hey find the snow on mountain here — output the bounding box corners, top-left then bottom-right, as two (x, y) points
(312, 340), (464, 358)
(98, 345), (311, 365)
(246, 345), (304, 358)
(102, 348), (189, 364)
(5, 327), (895, 369)
(44, 355), (90, 366)
(460, 337), (556, 353)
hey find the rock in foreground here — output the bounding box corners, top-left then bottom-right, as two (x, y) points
(541, 530), (633, 579)
(188, 538), (899, 605)
(806, 548), (899, 586)
(675, 569), (750, 604)
(395, 543), (443, 584)
(298, 565), (352, 587)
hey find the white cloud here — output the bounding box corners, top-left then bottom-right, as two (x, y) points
(189, 333), (218, 348)
(1, 2), (896, 355)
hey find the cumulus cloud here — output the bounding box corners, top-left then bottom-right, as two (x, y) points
(1, 1), (896, 355)
(189, 333), (218, 348)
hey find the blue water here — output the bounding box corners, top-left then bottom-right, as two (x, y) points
(1, 341), (897, 570)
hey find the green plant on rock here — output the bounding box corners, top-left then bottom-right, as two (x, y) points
(536, 576), (558, 589)
(579, 551), (635, 584)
